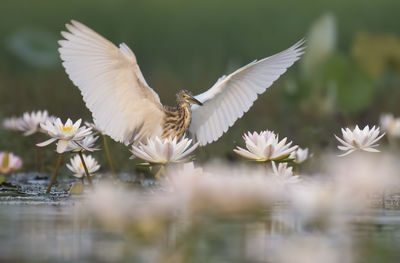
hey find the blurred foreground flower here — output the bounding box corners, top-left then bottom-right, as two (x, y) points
(271, 161), (301, 185)
(130, 136), (199, 164)
(0, 152), (22, 174)
(380, 113), (400, 138)
(289, 147), (310, 164)
(67, 154), (100, 179)
(37, 118), (92, 153)
(234, 130), (298, 162)
(335, 125), (385, 157)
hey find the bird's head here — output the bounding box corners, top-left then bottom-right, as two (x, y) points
(177, 90), (203, 106)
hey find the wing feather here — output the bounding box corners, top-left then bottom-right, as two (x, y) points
(189, 39), (305, 145)
(59, 20), (164, 144)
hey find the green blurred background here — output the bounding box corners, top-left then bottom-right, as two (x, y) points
(1, 0), (400, 170)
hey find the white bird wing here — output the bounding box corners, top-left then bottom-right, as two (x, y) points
(189, 39), (305, 146)
(58, 20), (164, 145)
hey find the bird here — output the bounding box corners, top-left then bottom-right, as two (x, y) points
(58, 20), (304, 146)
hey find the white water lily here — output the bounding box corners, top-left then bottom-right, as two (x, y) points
(335, 125), (385, 157)
(130, 136), (199, 164)
(234, 130), (298, 162)
(19, 110), (56, 136)
(37, 118), (92, 153)
(380, 113), (400, 138)
(289, 147), (310, 164)
(66, 154), (100, 178)
(271, 161), (301, 185)
(0, 152), (22, 174)
(65, 135), (100, 152)
(2, 117), (24, 131)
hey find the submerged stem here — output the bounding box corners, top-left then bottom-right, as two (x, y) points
(78, 151), (92, 185)
(103, 135), (117, 178)
(46, 153), (64, 194)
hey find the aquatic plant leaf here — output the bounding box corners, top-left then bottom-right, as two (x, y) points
(70, 182), (84, 195)
(323, 54), (375, 114)
(352, 33), (400, 78)
(0, 176), (6, 184)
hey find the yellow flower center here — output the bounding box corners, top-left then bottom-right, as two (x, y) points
(62, 125), (72, 133)
(79, 162), (83, 168)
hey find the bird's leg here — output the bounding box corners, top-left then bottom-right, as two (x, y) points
(78, 151), (92, 185)
(46, 153), (64, 194)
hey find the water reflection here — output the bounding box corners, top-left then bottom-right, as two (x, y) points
(1, 201), (400, 262)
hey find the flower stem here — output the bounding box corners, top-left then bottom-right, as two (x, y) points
(46, 153), (64, 194)
(78, 151), (92, 185)
(103, 135), (117, 178)
(35, 133), (43, 172)
(154, 165), (165, 180)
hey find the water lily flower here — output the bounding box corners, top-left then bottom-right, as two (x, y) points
(335, 125), (385, 157)
(0, 152), (22, 174)
(19, 110), (56, 136)
(2, 117), (24, 131)
(37, 118), (92, 153)
(289, 147), (310, 164)
(234, 130), (298, 162)
(66, 154), (100, 178)
(271, 161), (301, 185)
(65, 135), (100, 152)
(85, 121), (106, 135)
(380, 113), (400, 138)
(130, 136), (199, 164)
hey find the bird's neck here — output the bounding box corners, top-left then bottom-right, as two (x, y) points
(162, 103), (191, 140)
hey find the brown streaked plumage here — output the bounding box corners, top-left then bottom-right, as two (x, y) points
(162, 90), (202, 140)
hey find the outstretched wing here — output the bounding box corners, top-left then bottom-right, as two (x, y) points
(189, 39), (305, 146)
(59, 20), (164, 144)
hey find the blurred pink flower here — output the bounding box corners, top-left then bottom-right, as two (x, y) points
(0, 152), (22, 174)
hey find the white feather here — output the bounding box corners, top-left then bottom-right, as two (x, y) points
(189, 39), (305, 146)
(58, 20), (164, 145)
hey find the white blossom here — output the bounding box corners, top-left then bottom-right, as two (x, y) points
(234, 130), (298, 162)
(130, 136), (199, 164)
(66, 154), (100, 178)
(37, 118), (92, 153)
(335, 125), (385, 157)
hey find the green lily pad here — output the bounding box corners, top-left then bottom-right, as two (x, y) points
(70, 182), (84, 195)
(323, 54), (375, 114)
(0, 176), (6, 184)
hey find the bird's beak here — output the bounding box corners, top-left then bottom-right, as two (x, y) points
(187, 96), (203, 106)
